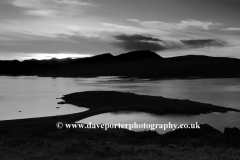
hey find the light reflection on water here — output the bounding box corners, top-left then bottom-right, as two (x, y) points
(79, 111), (240, 134)
(0, 76), (240, 133)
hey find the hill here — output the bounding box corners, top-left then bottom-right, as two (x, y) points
(0, 50), (240, 79)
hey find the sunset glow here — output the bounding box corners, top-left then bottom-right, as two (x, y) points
(0, 0), (240, 60)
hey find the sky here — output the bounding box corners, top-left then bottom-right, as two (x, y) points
(0, 0), (240, 60)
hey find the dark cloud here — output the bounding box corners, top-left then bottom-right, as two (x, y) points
(181, 39), (227, 48)
(112, 34), (166, 51)
(112, 34), (228, 52)
(114, 34), (163, 42)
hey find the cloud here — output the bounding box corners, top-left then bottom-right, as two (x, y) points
(102, 23), (153, 32)
(114, 34), (162, 42)
(111, 34), (228, 52)
(25, 10), (61, 17)
(178, 19), (221, 30)
(101, 22), (169, 36)
(102, 23), (137, 30)
(112, 34), (166, 51)
(223, 27), (240, 31)
(12, 0), (93, 8)
(52, 0), (93, 6)
(0, 32), (116, 55)
(127, 19), (140, 22)
(12, 0), (45, 9)
(11, 0), (94, 17)
(127, 19), (221, 30)
(181, 39), (227, 48)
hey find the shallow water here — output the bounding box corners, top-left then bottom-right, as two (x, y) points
(0, 76), (240, 133)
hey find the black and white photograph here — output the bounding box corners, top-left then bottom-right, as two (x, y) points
(0, 0), (240, 159)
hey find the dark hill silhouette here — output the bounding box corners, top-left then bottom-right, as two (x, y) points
(80, 53), (114, 63)
(0, 50), (240, 78)
(168, 55), (238, 61)
(116, 50), (162, 61)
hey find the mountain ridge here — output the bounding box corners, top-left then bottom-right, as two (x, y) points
(0, 50), (240, 79)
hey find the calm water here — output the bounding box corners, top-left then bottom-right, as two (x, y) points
(0, 76), (240, 133)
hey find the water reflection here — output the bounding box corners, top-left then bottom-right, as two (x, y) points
(0, 76), (240, 133)
(79, 111), (240, 134)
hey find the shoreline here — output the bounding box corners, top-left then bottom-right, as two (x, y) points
(1, 91), (239, 133)
(2, 74), (240, 80)
(1, 91), (240, 159)
(60, 91), (239, 118)
(1, 90), (239, 124)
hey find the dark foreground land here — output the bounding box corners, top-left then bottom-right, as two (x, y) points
(1, 123), (240, 160)
(1, 91), (240, 160)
